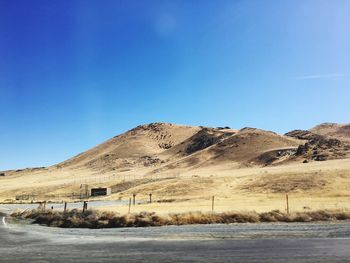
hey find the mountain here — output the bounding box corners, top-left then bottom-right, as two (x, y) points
(285, 129), (350, 162)
(310, 123), (350, 142)
(2, 122), (350, 177)
(158, 127), (301, 171)
(1, 122), (350, 204)
(56, 123), (201, 172)
(54, 123), (304, 173)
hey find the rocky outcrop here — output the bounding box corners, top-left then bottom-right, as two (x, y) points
(286, 130), (348, 161)
(185, 128), (230, 155)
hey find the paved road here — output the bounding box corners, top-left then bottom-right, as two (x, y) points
(1, 211), (350, 262)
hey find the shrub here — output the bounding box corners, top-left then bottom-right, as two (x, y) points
(10, 209), (350, 229)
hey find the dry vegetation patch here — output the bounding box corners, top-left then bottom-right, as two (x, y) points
(11, 209), (350, 229)
(111, 177), (174, 194)
(242, 172), (328, 193)
(155, 177), (215, 196)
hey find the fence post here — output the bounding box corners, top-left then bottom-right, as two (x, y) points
(286, 194), (289, 214)
(64, 202), (67, 213)
(133, 194), (136, 206)
(149, 193), (152, 204)
(128, 197), (131, 213)
(212, 196), (215, 214)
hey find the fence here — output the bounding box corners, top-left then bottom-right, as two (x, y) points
(67, 173), (180, 185)
(13, 191), (350, 215)
(51, 194), (350, 214)
(9, 172), (179, 202)
(10, 172), (350, 213)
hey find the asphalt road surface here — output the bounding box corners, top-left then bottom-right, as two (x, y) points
(1, 209), (350, 263)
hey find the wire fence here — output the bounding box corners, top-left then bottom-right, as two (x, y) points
(9, 172), (350, 213)
(12, 173), (181, 202)
(11, 192), (350, 214)
(67, 173), (181, 185)
(118, 194), (350, 214)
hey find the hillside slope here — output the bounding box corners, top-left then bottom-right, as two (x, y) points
(285, 129), (350, 162)
(56, 123), (201, 172)
(1, 122), (350, 207)
(310, 123), (350, 142)
(60, 124), (304, 173)
(4, 122), (349, 177)
(151, 127), (302, 172)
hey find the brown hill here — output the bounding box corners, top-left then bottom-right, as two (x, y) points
(3, 123), (350, 178)
(310, 123), (350, 142)
(56, 123), (201, 172)
(154, 127), (301, 171)
(211, 128), (300, 164)
(49, 123), (306, 174)
(160, 127), (236, 158)
(51, 122), (350, 174)
(285, 129), (350, 162)
(3, 122), (350, 177)
(2, 122), (350, 209)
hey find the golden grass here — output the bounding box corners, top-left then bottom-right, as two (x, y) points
(11, 208), (350, 229)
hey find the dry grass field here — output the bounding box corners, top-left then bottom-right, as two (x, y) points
(1, 122), (350, 215)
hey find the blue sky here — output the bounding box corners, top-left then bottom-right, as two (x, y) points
(1, 0), (349, 170)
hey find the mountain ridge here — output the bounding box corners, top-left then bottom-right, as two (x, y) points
(2, 122), (349, 176)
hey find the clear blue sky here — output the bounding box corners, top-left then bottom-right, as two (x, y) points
(1, 0), (349, 170)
